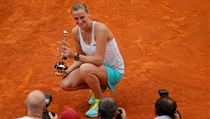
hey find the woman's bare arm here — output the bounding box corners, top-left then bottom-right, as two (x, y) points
(65, 27), (85, 73)
(78, 23), (108, 66)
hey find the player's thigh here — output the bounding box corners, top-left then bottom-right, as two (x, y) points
(80, 63), (108, 86)
(61, 68), (86, 87)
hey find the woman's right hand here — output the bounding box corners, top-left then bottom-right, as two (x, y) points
(59, 45), (76, 59)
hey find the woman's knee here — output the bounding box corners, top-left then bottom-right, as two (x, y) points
(79, 63), (95, 78)
(60, 80), (76, 91)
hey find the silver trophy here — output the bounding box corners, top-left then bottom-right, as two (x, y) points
(54, 30), (69, 76)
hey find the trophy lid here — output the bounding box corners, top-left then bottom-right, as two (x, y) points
(64, 30), (67, 34)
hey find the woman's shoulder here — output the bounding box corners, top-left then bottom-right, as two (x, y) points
(95, 21), (109, 32)
(72, 26), (80, 36)
(71, 26), (80, 40)
(72, 26), (79, 34)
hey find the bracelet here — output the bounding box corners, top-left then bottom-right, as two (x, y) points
(74, 53), (80, 61)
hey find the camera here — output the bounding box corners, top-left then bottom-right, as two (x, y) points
(158, 89), (169, 97)
(42, 93), (55, 119)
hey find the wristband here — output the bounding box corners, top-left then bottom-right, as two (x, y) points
(74, 53), (80, 61)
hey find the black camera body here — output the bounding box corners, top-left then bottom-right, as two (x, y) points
(158, 89), (169, 97)
(42, 94), (55, 119)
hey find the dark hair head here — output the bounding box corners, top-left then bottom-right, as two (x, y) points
(71, 2), (88, 13)
(155, 96), (177, 118)
(98, 97), (117, 119)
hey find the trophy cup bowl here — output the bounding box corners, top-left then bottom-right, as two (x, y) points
(54, 61), (68, 76)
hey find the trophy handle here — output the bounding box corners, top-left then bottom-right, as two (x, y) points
(61, 30), (69, 60)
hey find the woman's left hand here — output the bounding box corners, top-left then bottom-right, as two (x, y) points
(48, 112), (58, 119)
(59, 45), (76, 58)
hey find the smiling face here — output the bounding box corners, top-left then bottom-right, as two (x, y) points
(71, 9), (89, 28)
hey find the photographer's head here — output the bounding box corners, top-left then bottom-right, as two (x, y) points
(155, 96), (177, 119)
(98, 97), (117, 119)
(26, 90), (45, 118)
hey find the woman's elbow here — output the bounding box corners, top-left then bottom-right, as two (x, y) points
(94, 57), (103, 66)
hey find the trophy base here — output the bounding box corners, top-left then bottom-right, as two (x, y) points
(54, 61), (68, 76)
(54, 70), (66, 76)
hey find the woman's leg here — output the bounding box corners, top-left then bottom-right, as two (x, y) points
(60, 63), (108, 99)
(60, 68), (89, 91)
(79, 63), (108, 99)
(61, 63), (108, 117)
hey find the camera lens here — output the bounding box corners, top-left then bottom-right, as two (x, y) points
(44, 94), (52, 107)
(158, 89), (169, 97)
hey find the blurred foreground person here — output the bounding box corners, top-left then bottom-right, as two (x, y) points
(98, 97), (126, 119)
(17, 90), (57, 119)
(60, 108), (80, 119)
(154, 89), (181, 119)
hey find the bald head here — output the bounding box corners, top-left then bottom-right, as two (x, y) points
(26, 90), (45, 112)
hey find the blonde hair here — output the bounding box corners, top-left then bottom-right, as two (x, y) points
(71, 2), (88, 13)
